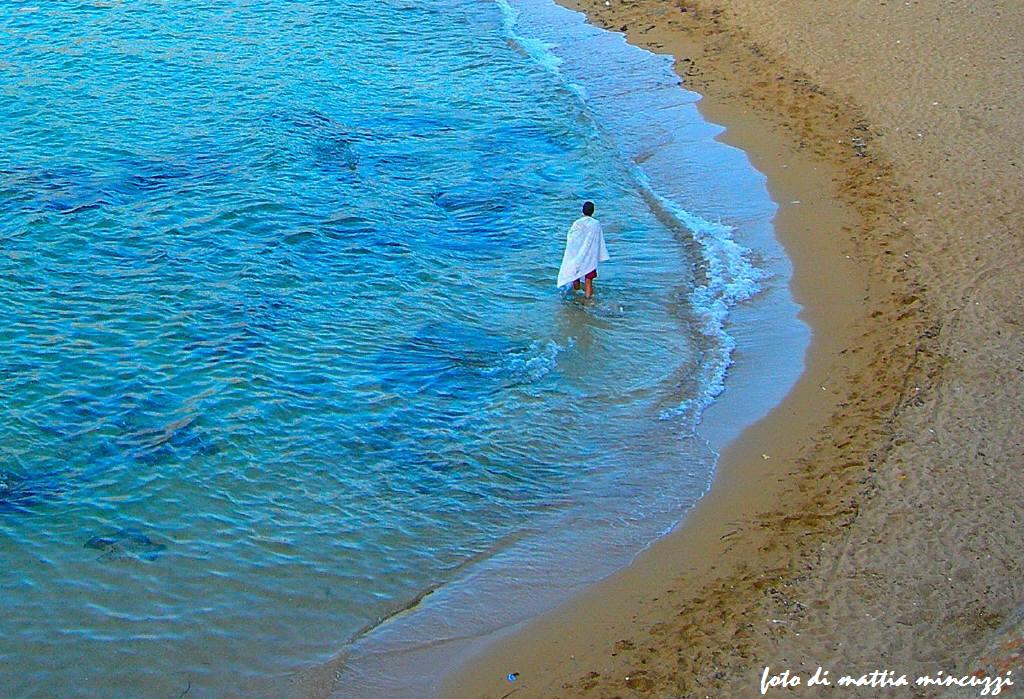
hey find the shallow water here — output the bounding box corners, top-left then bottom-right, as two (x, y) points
(0, 0), (799, 695)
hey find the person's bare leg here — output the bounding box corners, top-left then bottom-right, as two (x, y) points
(573, 279), (581, 292)
(584, 276), (593, 299)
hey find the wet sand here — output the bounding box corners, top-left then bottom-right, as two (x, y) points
(444, 0), (1024, 696)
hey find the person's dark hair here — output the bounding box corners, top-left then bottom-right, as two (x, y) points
(582, 201), (595, 216)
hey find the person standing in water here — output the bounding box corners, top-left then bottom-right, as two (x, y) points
(557, 200), (610, 299)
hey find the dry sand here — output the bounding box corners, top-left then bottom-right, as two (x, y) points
(443, 0), (1024, 696)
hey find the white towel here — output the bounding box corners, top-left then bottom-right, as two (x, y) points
(556, 215), (610, 287)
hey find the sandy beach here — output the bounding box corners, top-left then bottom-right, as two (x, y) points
(445, 0), (1024, 696)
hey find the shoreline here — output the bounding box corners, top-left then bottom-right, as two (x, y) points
(442, 0), (1023, 693)
(443, 0), (888, 691)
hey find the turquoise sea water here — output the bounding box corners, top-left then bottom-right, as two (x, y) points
(0, 0), (802, 695)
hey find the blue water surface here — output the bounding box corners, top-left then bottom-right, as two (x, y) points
(0, 0), (795, 695)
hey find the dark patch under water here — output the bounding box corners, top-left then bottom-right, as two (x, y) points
(0, 468), (62, 513)
(84, 527), (168, 562)
(0, 154), (230, 217)
(267, 108), (362, 173)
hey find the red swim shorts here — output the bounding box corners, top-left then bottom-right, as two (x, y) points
(580, 269), (597, 281)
